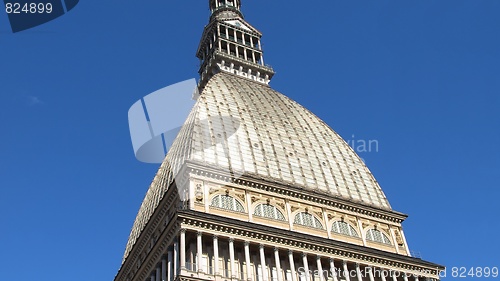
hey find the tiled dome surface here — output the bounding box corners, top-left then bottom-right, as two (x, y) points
(123, 73), (390, 260)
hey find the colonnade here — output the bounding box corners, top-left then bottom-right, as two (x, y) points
(145, 230), (425, 281)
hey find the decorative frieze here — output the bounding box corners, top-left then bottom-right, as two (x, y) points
(186, 163), (407, 224)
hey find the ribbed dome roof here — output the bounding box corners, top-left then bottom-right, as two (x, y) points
(123, 73), (391, 260)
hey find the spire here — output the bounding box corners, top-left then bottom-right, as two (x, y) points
(197, 0), (275, 89)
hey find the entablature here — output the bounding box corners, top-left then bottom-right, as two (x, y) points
(178, 210), (443, 279)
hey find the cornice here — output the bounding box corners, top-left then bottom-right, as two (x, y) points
(184, 161), (408, 224)
(115, 184), (179, 281)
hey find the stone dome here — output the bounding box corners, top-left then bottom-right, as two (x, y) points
(123, 72), (391, 260)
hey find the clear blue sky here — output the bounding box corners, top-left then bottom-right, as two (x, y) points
(1, 1), (499, 280)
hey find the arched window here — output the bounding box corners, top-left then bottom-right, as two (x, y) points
(211, 194), (245, 213)
(254, 204), (286, 221)
(366, 229), (392, 245)
(293, 212), (323, 229)
(331, 221), (359, 237)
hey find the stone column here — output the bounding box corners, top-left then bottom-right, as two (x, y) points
(156, 267), (161, 281)
(317, 256), (324, 281)
(161, 257), (167, 281)
(329, 259), (339, 281)
(357, 220), (367, 247)
(399, 229), (411, 254)
(285, 200), (293, 230)
(151, 275), (155, 281)
(213, 236), (220, 275)
(246, 192), (253, 222)
(170, 241), (179, 280)
(288, 250), (297, 281)
(355, 264), (362, 281)
(367, 266), (375, 281)
(259, 245), (267, 281)
(392, 271), (398, 281)
(390, 228), (400, 254)
(274, 248), (283, 281)
(302, 254), (309, 281)
(322, 210), (331, 239)
(229, 238), (236, 278)
(245, 242), (252, 281)
(380, 268), (387, 281)
(167, 249), (173, 281)
(180, 230), (186, 269)
(204, 182), (210, 213)
(173, 241), (179, 277)
(343, 261), (350, 281)
(197, 232), (203, 272)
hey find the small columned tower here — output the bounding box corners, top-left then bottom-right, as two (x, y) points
(197, 0), (275, 88)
